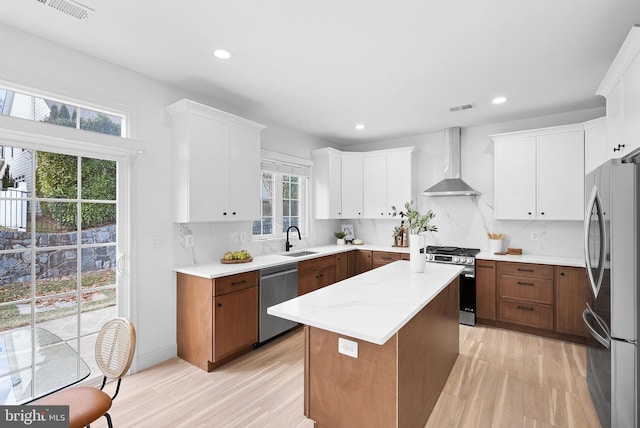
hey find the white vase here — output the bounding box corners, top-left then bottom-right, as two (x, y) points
(409, 233), (426, 273)
(336, 238), (345, 245)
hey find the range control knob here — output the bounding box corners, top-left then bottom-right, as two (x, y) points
(453, 257), (460, 263)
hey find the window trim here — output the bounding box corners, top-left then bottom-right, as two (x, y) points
(252, 150), (313, 241)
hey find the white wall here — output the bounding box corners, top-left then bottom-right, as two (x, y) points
(340, 107), (605, 257)
(0, 23), (335, 371)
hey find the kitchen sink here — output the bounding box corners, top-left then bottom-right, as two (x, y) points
(283, 250), (318, 257)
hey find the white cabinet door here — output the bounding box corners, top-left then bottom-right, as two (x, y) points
(184, 112), (229, 223)
(622, 56), (640, 156)
(341, 153), (363, 219)
(607, 79), (625, 158)
(584, 117), (608, 174)
(227, 125), (261, 221)
(537, 131), (584, 220)
(167, 99), (265, 223)
(363, 154), (386, 218)
(494, 137), (536, 220)
(312, 148), (342, 219)
(385, 149), (414, 215)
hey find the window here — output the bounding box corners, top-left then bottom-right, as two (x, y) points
(252, 153), (311, 239)
(0, 87), (126, 137)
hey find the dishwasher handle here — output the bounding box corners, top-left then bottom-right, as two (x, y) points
(260, 268), (298, 280)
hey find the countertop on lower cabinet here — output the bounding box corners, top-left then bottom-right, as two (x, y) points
(267, 260), (463, 345)
(174, 244), (410, 279)
(476, 251), (584, 268)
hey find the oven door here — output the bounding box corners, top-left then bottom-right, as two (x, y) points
(459, 273), (476, 326)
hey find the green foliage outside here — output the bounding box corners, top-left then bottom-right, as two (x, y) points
(80, 113), (121, 136)
(35, 152), (116, 228)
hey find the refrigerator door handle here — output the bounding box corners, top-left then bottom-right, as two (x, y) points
(582, 304), (611, 350)
(583, 186), (606, 298)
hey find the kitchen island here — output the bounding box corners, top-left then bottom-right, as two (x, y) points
(268, 261), (463, 428)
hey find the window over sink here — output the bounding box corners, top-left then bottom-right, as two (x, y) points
(252, 152), (311, 240)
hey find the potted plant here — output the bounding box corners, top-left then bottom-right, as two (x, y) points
(335, 231), (346, 245)
(391, 201), (438, 272)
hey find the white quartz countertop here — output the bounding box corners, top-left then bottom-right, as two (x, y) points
(174, 244), (410, 279)
(476, 252), (584, 268)
(267, 261), (463, 345)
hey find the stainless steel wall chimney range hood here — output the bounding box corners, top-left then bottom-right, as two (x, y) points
(422, 127), (480, 197)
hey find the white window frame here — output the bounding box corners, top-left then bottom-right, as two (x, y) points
(252, 150), (312, 241)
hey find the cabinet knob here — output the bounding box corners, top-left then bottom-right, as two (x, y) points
(223, 212), (227, 216)
(217, 303), (222, 307)
(540, 212), (545, 215)
(560, 272), (565, 276)
(381, 212), (384, 216)
(528, 212), (532, 215)
(613, 144), (626, 152)
(232, 212), (237, 215)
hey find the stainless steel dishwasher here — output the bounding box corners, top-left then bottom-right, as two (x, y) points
(259, 263), (299, 344)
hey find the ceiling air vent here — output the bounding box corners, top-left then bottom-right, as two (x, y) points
(449, 103), (476, 112)
(35, 0), (93, 20)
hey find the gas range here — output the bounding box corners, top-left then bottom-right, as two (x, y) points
(423, 246), (480, 276)
(422, 245), (481, 326)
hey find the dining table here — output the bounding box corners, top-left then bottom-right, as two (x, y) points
(0, 327), (90, 405)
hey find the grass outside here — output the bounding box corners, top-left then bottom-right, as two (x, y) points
(0, 270), (116, 331)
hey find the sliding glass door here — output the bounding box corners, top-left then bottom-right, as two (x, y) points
(0, 145), (125, 397)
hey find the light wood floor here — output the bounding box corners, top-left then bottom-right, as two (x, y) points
(91, 325), (602, 428)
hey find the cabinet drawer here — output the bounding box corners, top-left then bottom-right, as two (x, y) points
(499, 262), (553, 279)
(298, 258), (318, 273)
(317, 254), (336, 269)
(499, 276), (553, 304)
(213, 271), (258, 296)
(499, 299), (553, 330)
(372, 251), (401, 265)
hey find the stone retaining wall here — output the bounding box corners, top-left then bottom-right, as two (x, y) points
(0, 225), (116, 285)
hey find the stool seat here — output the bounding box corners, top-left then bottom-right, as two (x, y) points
(32, 387), (111, 428)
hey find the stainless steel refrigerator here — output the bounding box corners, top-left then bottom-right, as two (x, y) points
(584, 155), (639, 428)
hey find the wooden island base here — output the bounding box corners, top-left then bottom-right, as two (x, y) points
(304, 277), (459, 428)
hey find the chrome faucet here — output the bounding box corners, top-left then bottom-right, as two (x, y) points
(285, 225), (301, 252)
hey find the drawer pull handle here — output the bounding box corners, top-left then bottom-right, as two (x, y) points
(517, 268), (534, 272)
(479, 265), (494, 269)
(517, 305), (534, 311)
(231, 280), (247, 286)
(381, 256), (392, 260)
(517, 281), (534, 286)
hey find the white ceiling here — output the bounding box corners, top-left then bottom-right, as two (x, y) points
(1, 1), (639, 144)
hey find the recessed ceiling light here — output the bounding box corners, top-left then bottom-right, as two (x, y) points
(492, 96), (507, 104)
(355, 124), (365, 130)
(213, 49), (233, 60)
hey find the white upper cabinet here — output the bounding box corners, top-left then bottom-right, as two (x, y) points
(584, 117), (608, 174)
(363, 153), (386, 218)
(166, 99), (265, 223)
(312, 148), (342, 219)
(341, 153), (363, 219)
(362, 147), (416, 218)
(492, 124), (585, 221)
(313, 146), (415, 220)
(597, 25), (640, 158)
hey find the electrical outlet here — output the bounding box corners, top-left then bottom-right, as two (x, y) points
(338, 337), (358, 358)
(229, 232), (240, 243)
(183, 234), (194, 248)
(530, 231), (539, 241)
(240, 232), (247, 242)
(152, 238), (164, 251)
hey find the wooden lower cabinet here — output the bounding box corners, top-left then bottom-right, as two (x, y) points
(177, 271), (258, 371)
(498, 262), (554, 330)
(476, 260), (496, 320)
(372, 251), (401, 268)
(298, 255), (337, 295)
(554, 266), (590, 337)
(356, 250), (372, 274)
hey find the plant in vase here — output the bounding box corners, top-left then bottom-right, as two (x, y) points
(335, 231), (346, 245)
(391, 201), (438, 272)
